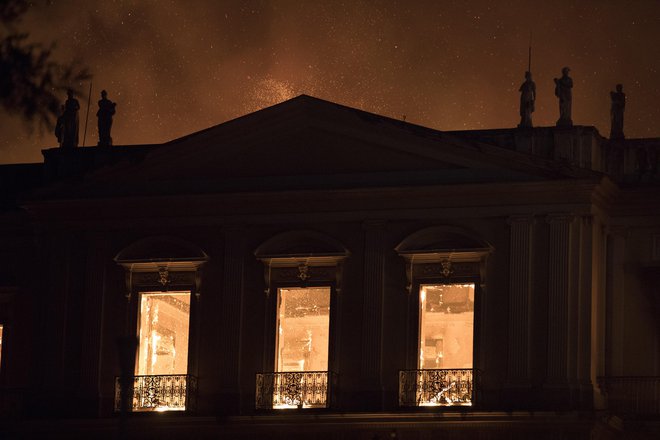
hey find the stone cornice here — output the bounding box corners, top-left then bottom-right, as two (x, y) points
(22, 178), (608, 222)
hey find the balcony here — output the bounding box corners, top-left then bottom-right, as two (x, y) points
(256, 371), (335, 409)
(114, 374), (197, 412)
(399, 368), (475, 407)
(598, 376), (660, 417)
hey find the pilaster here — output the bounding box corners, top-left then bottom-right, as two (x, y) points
(506, 215), (534, 385)
(546, 214), (575, 384)
(77, 234), (108, 415)
(217, 226), (244, 411)
(360, 220), (386, 408)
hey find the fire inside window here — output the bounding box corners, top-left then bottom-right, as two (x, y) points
(135, 291), (191, 411)
(273, 287), (330, 409)
(417, 283), (474, 406)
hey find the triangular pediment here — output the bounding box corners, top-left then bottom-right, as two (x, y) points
(155, 121), (465, 180)
(33, 95), (596, 199)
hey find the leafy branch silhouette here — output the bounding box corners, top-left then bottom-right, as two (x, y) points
(0, 0), (91, 132)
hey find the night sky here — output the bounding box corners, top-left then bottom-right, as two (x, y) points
(2, 0), (660, 164)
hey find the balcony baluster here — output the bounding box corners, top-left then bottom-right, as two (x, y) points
(399, 368), (475, 407)
(114, 374), (197, 412)
(256, 371), (333, 409)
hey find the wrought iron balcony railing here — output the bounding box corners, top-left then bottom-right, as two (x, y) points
(399, 368), (475, 407)
(114, 374), (197, 412)
(598, 376), (660, 416)
(256, 371), (334, 409)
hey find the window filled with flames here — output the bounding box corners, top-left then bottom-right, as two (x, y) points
(276, 287), (330, 373)
(270, 287), (331, 409)
(416, 283), (475, 406)
(419, 284), (474, 370)
(136, 291), (191, 376)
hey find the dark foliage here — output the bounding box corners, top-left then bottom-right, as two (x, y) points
(0, 0), (91, 131)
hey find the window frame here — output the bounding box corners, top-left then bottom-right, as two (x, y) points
(114, 237), (208, 413)
(126, 270), (201, 379)
(256, 258), (345, 410)
(134, 289), (193, 377)
(255, 230), (350, 409)
(393, 226), (492, 407)
(118, 276), (200, 413)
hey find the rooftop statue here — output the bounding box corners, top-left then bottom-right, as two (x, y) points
(518, 71), (536, 128)
(610, 84), (626, 139)
(97, 90), (116, 147)
(554, 67), (573, 127)
(54, 105), (65, 147)
(60, 89), (80, 148)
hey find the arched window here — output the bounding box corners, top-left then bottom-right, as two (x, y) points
(254, 230), (349, 410)
(395, 226), (492, 408)
(114, 236), (208, 413)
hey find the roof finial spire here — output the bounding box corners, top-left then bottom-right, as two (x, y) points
(518, 31), (536, 129)
(528, 31), (532, 74)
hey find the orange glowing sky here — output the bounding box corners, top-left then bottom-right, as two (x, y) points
(2, 0), (660, 164)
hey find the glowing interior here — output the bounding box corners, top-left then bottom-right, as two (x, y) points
(418, 283), (474, 406)
(419, 284), (474, 370)
(274, 287), (330, 408)
(136, 291), (191, 376)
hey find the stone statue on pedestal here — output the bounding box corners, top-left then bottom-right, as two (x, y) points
(554, 67), (573, 127)
(54, 105), (65, 146)
(518, 71), (536, 128)
(610, 84), (626, 139)
(60, 89), (80, 148)
(97, 90), (116, 146)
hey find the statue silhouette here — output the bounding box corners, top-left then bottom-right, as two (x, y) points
(61, 89), (80, 148)
(97, 90), (116, 146)
(610, 84), (626, 139)
(518, 71), (536, 128)
(54, 105), (65, 146)
(554, 67), (573, 127)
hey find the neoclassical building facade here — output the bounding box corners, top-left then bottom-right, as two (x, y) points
(0, 96), (658, 439)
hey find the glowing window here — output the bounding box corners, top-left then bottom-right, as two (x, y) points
(419, 284), (474, 370)
(276, 287), (330, 373)
(136, 291), (191, 376)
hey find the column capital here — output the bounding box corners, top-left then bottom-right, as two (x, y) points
(362, 219), (388, 230)
(546, 213), (576, 224)
(507, 214), (535, 225)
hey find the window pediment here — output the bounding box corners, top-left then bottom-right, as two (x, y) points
(114, 236), (208, 298)
(114, 236), (209, 265)
(396, 226), (493, 292)
(395, 226), (491, 258)
(256, 230), (349, 295)
(255, 230), (349, 260)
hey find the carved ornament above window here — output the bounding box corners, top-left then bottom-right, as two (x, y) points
(255, 230), (350, 297)
(114, 236), (208, 301)
(395, 226), (493, 294)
